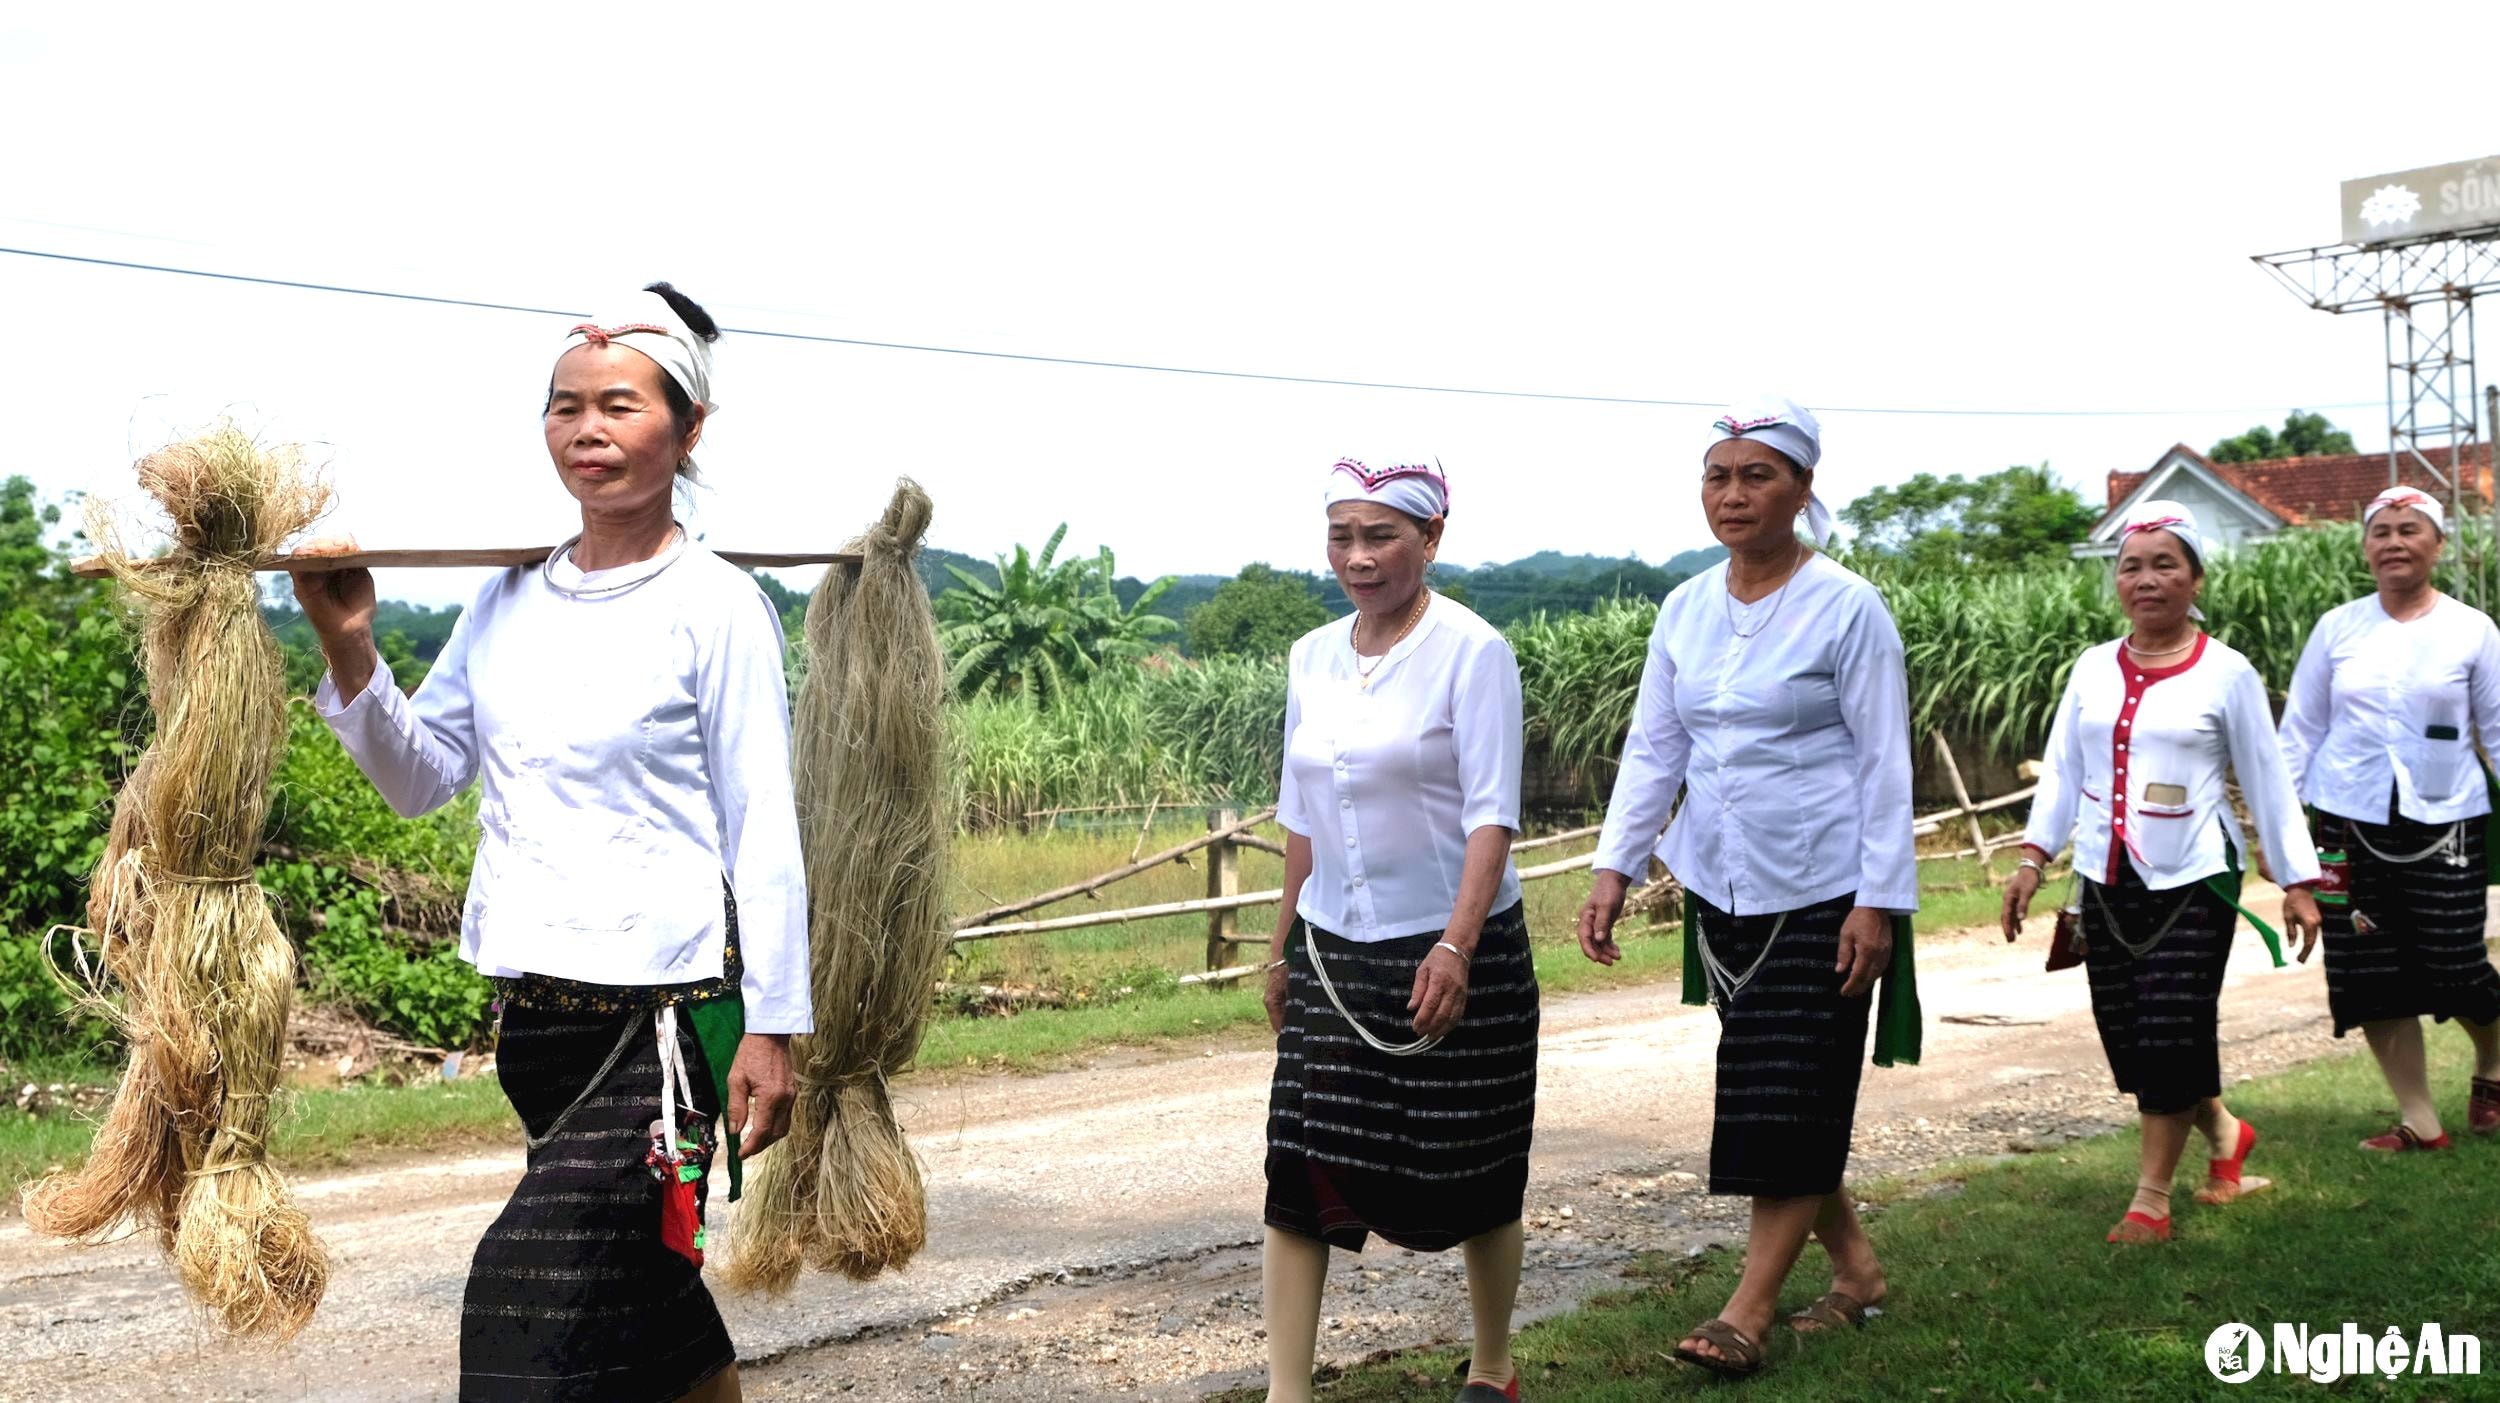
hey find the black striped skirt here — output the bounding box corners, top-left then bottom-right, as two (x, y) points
(2318, 810), (2500, 1037)
(459, 1003), (732, 1403)
(1264, 902), (1538, 1253)
(2081, 863), (2233, 1116)
(1694, 893), (1871, 1199)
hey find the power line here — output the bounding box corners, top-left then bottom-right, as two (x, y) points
(2, 242), (2377, 419)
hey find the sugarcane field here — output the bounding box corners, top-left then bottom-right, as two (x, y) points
(6, 8), (2500, 1402)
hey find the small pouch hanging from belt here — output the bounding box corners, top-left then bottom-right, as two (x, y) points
(2046, 872), (2086, 972)
(644, 1004), (715, 1268)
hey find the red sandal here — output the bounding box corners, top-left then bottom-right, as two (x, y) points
(2360, 1123), (2452, 1152)
(2471, 1078), (2500, 1137)
(2195, 1119), (2270, 1205)
(2106, 1211), (2172, 1244)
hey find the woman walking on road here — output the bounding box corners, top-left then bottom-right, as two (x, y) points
(1578, 398), (1923, 1380)
(1261, 456), (1537, 1403)
(2004, 499), (2321, 1245)
(2277, 485), (2500, 1150)
(292, 284), (804, 1403)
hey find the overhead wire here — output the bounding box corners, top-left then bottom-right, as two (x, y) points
(0, 242), (2376, 418)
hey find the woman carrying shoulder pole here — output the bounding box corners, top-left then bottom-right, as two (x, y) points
(291, 284), (803, 1402)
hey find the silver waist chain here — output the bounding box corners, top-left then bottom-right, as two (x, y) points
(2085, 882), (2204, 960)
(1694, 908), (1789, 1009)
(2350, 820), (2468, 868)
(1307, 934), (1441, 1057)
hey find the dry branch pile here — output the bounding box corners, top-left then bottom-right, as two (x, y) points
(22, 426), (331, 1337)
(728, 479), (952, 1290)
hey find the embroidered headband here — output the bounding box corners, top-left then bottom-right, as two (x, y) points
(1705, 395), (1831, 545)
(2116, 498), (2207, 620)
(562, 290), (716, 414)
(2363, 485), (2446, 536)
(1323, 457), (1450, 520)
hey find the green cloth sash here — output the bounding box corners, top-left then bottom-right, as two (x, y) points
(2486, 763), (2500, 886)
(1679, 895), (1922, 1068)
(2200, 858), (2285, 969)
(688, 997), (747, 1201)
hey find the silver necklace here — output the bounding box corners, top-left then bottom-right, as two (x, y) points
(541, 526), (688, 600)
(1723, 545), (1808, 639)
(2124, 634), (2196, 660)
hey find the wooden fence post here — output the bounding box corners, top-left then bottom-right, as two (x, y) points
(1931, 729), (1994, 872)
(1206, 806), (1240, 971)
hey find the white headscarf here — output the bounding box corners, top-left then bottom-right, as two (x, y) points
(1706, 396), (1829, 544)
(2117, 498), (2207, 621)
(1324, 456), (1449, 520)
(2364, 485), (2446, 536)
(563, 289), (717, 414)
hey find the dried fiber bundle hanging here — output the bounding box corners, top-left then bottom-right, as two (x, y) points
(728, 479), (951, 1291)
(23, 424), (331, 1337)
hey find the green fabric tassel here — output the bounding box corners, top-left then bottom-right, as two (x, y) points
(688, 997), (747, 1202)
(2485, 764), (2500, 886)
(1873, 914), (1921, 1068)
(2201, 863), (2285, 969)
(1678, 893), (1921, 1067)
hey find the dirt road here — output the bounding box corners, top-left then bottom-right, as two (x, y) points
(0, 897), (2435, 1401)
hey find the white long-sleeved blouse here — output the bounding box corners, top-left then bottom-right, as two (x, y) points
(1277, 594), (1525, 942)
(2023, 635), (2319, 892)
(313, 542), (812, 1033)
(1592, 554), (1920, 917)
(2278, 594), (2500, 826)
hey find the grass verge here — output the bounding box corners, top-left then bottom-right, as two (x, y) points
(3, 1072), (518, 1208)
(1, 931), (1682, 1204)
(4, 839), (2006, 1203)
(918, 928), (1683, 1073)
(1223, 1038), (2500, 1401)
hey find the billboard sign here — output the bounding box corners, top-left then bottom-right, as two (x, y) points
(2342, 155), (2500, 246)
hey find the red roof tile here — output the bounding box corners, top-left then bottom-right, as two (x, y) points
(2102, 442), (2493, 526)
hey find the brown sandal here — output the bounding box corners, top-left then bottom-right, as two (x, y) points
(1787, 1290), (1871, 1333)
(2471, 1078), (2500, 1137)
(1674, 1318), (1766, 1378)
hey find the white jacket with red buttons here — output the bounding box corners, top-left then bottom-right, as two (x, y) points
(2024, 635), (2320, 892)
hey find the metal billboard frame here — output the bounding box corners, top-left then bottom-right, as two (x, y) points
(2253, 227), (2500, 606)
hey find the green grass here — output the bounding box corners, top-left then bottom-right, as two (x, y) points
(2, 1072), (519, 1206)
(267, 1072), (518, 1168)
(918, 928), (1685, 1074)
(3, 828), (2014, 1202)
(1914, 849), (2066, 935)
(1233, 1039), (2500, 1402)
(943, 820), (1641, 993)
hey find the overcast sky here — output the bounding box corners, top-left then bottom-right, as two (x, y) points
(2, 2), (2482, 606)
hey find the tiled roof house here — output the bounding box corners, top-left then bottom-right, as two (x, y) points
(2075, 442), (2494, 557)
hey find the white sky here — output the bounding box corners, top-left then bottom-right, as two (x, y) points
(1, 2), (2481, 606)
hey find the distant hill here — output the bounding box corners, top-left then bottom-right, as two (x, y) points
(1662, 545), (1731, 576)
(329, 543), (1730, 671)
